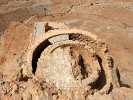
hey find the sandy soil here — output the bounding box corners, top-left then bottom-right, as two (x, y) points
(0, 0), (133, 99)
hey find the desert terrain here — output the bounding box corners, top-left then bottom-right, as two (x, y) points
(0, 0), (133, 100)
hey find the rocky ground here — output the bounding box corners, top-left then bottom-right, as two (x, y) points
(0, 0), (133, 100)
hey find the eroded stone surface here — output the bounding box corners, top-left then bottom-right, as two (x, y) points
(28, 28), (120, 96)
(37, 42), (101, 90)
(0, 0), (133, 99)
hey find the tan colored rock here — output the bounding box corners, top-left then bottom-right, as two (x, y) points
(11, 83), (18, 94)
(12, 94), (22, 100)
(22, 91), (32, 100)
(0, 0), (133, 99)
(1, 95), (13, 100)
(2, 64), (22, 82)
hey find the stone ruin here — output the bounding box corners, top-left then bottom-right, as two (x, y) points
(22, 21), (120, 96)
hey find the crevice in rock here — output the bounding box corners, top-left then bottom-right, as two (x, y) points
(78, 54), (88, 79)
(92, 55), (106, 90)
(116, 68), (131, 88)
(32, 39), (51, 74)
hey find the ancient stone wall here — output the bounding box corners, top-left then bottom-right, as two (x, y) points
(24, 28), (120, 95)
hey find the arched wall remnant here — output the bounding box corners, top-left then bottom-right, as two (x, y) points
(25, 29), (98, 74)
(24, 29), (120, 94)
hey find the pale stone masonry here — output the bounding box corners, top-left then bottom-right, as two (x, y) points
(24, 22), (120, 95)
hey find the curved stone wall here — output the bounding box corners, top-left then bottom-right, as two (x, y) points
(24, 29), (120, 94)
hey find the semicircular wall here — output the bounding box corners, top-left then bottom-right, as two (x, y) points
(24, 29), (120, 94)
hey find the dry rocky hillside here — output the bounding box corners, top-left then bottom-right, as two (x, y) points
(0, 0), (133, 100)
